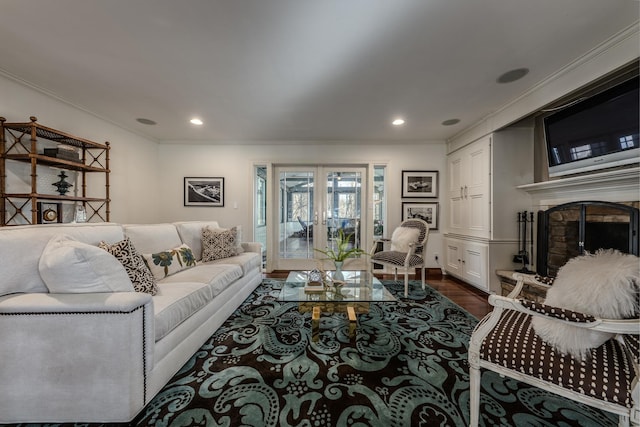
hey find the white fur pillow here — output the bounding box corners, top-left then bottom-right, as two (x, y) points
(531, 249), (639, 358)
(390, 227), (420, 252)
(39, 235), (134, 293)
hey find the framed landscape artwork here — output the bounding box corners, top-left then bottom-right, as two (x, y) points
(401, 170), (438, 198)
(402, 202), (438, 230)
(184, 177), (224, 207)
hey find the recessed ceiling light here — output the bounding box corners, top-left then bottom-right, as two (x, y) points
(190, 118), (204, 125)
(496, 68), (530, 84)
(442, 118), (460, 126)
(392, 118), (405, 126)
(136, 118), (156, 125)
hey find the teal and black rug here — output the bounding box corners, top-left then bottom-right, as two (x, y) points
(131, 279), (615, 427)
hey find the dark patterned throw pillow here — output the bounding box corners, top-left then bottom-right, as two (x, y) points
(202, 226), (238, 262)
(99, 237), (158, 295)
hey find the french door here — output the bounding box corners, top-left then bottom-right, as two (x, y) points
(271, 165), (368, 271)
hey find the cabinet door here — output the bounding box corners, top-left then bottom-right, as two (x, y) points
(444, 238), (463, 276)
(447, 153), (465, 232)
(465, 136), (490, 237)
(462, 241), (488, 290)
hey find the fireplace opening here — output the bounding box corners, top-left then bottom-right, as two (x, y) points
(537, 201), (639, 277)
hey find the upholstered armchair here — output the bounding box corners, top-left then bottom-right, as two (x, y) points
(469, 266), (640, 427)
(369, 218), (430, 297)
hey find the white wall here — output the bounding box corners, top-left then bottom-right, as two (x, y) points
(0, 73), (161, 223)
(157, 141), (447, 267)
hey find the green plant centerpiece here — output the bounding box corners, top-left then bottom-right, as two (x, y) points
(314, 229), (367, 281)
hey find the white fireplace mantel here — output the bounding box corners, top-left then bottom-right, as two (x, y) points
(517, 167), (640, 209)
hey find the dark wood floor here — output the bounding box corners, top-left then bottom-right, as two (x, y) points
(266, 270), (493, 319)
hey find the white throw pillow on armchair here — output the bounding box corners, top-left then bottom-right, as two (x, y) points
(390, 227), (420, 253)
(39, 234), (134, 293)
(531, 249), (639, 358)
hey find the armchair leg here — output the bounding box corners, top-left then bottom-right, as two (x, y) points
(421, 267), (425, 290)
(469, 365), (481, 427)
(404, 272), (409, 297)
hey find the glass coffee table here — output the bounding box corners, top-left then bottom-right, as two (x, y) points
(278, 270), (396, 340)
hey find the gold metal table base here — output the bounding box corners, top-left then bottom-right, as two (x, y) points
(301, 302), (367, 342)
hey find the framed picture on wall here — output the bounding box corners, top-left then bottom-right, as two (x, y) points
(184, 177), (224, 207)
(401, 170), (438, 198)
(402, 202), (438, 230)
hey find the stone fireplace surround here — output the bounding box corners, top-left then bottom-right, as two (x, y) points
(517, 167), (640, 276)
(536, 200), (639, 277)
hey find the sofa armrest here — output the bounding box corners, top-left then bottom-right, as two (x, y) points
(241, 241), (262, 254)
(0, 291), (155, 423)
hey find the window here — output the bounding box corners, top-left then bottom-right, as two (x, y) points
(569, 144), (592, 160)
(620, 135), (635, 149)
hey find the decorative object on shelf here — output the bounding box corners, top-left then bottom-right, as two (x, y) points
(401, 170), (438, 198)
(52, 171), (73, 195)
(43, 147), (81, 162)
(402, 202), (438, 230)
(184, 177), (224, 207)
(513, 210), (535, 273)
(74, 204), (87, 223)
(37, 202), (62, 224)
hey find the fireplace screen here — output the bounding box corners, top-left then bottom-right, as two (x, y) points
(537, 201), (639, 277)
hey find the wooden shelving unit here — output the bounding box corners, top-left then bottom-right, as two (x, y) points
(0, 116), (110, 226)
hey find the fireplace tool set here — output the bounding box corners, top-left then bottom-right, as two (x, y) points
(513, 211), (535, 273)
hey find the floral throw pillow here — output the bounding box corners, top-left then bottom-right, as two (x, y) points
(99, 237), (158, 295)
(202, 226), (238, 262)
(142, 244), (197, 280)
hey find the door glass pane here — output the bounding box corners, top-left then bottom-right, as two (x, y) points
(279, 171), (314, 259)
(326, 170), (362, 253)
(253, 166), (267, 269)
(373, 166), (385, 238)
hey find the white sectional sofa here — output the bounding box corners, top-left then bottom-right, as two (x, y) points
(0, 221), (263, 423)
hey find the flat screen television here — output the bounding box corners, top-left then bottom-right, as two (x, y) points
(544, 77), (639, 177)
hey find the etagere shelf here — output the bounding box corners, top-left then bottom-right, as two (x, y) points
(0, 116), (110, 226)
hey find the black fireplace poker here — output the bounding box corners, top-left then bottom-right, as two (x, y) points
(513, 210), (535, 274)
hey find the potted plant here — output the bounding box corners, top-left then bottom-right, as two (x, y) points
(314, 229), (367, 280)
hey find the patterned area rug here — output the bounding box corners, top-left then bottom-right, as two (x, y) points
(131, 279), (615, 427)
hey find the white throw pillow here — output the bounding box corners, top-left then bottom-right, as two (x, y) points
(39, 235), (134, 293)
(390, 227), (420, 252)
(531, 249), (640, 358)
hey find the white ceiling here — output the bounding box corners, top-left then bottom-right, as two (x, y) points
(0, 0), (637, 143)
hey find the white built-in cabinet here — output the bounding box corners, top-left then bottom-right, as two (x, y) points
(444, 237), (488, 288)
(447, 135), (490, 237)
(444, 127), (533, 293)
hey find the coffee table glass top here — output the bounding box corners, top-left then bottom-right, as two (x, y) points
(278, 270), (396, 303)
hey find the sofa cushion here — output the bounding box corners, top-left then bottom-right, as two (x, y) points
(202, 226), (239, 261)
(123, 223), (183, 255)
(159, 263), (243, 294)
(153, 264), (243, 340)
(174, 221), (220, 260)
(39, 235), (134, 294)
(0, 223), (125, 296)
(142, 244), (197, 280)
(203, 252), (262, 275)
(99, 237), (158, 295)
